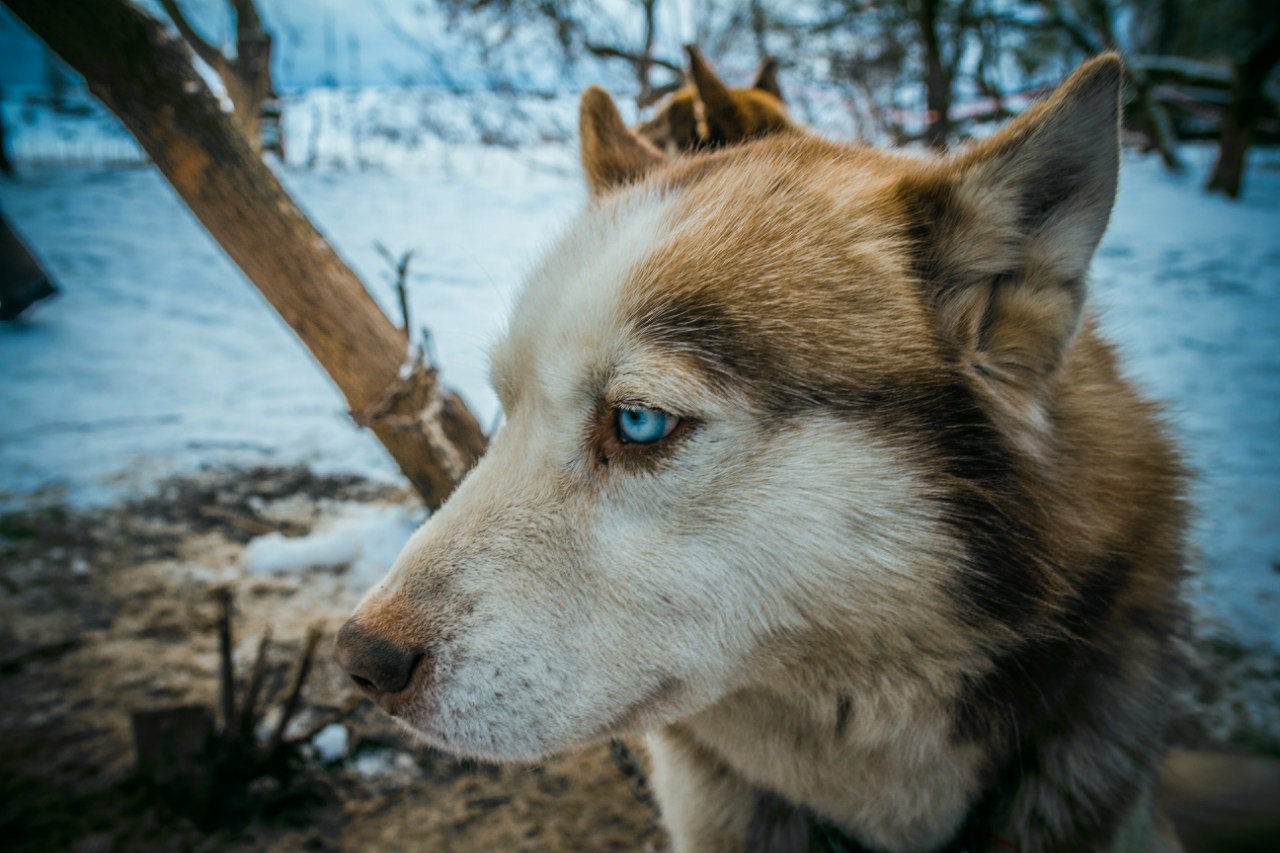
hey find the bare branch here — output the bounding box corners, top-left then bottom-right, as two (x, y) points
(288, 694), (363, 745)
(1135, 55), (1232, 89)
(267, 624), (322, 759)
(636, 79), (683, 109)
(583, 41), (682, 76)
(1040, 0), (1104, 54)
(370, 0), (463, 90)
(158, 0), (227, 74)
(229, 0), (263, 36)
(214, 587), (236, 737)
(237, 626), (273, 741)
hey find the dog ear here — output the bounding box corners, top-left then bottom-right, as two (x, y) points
(752, 56), (783, 102)
(579, 85), (665, 197)
(898, 54), (1123, 396)
(685, 44), (745, 144)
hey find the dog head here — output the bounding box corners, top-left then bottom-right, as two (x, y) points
(336, 56), (1124, 762)
(637, 45), (793, 155)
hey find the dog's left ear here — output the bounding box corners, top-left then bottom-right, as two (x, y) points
(898, 54), (1123, 396)
(580, 85), (665, 197)
(752, 57), (783, 102)
(686, 44), (746, 143)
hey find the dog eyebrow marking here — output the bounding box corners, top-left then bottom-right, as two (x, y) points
(835, 693), (852, 737)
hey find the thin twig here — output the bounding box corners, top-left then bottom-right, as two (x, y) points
(237, 626), (273, 741)
(215, 588), (236, 738)
(267, 624), (323, 759)
(288, 694), (363, 745)
(374, 241), (415, 335)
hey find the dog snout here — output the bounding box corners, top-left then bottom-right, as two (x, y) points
(334, 618), (425, 701)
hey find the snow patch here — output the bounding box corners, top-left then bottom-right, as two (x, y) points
(353, 748), (418, 780)
(243, 503), (423, 584)
(311, 723), (350, 763)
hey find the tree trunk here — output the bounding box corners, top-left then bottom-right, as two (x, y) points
(919, 0), (951, 150)
(1207, 25), (1280, 199)
(1129, 64), (1184, 171)
(228, 0), (283, 161)
(637, 0), (657, 105)
(4, 0), (486, 508)
(0, 84), (13, 177)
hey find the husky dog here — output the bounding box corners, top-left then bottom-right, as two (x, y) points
(337, 55), (1193, 852)
(637, 45), (793, 155)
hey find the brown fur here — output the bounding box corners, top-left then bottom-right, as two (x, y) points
(582, 55), (1188, 852)
(341, 55), (1206, 853)
(580, 85), (665, 198)
(637, 45), (794, 155)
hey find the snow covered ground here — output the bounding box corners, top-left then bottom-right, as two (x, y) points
(0, 142), (579, 500)
(1, 108), (1277, 648)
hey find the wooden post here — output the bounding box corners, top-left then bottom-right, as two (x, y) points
(4, 0), (487, 508)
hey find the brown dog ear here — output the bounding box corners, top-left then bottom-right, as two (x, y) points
(684, 44), (744, 143)
(897, 54), (1124, 396)
(579, 85), (665, 197)
(752, 56), (783, 101)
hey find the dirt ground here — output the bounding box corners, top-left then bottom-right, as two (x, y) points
(1, 466), (1275, 853)
(0, 467), (661, 853)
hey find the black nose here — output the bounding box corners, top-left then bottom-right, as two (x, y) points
(334, 619), (423, 697)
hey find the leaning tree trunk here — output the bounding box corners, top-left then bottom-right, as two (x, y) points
(4, 0), (487, 509)
(1207, 25), (1280, 199)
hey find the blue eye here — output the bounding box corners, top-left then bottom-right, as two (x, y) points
(617, 406), (678, 444)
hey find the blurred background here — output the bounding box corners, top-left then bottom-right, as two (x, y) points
(0, 1), (1276, 851)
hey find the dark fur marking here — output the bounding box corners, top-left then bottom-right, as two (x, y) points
(891, 176), (1070, 633)
(746, 790), (812, 853)
(955, 559), (1125, 743)
(994, 689), (1151, 853)
(953, 556), (1169, 852)
(834, 694), (852, 737)
(899, 177), (964, 302)
(747, 786), (1004, 853)
(631, 291), (1051, 635)
(876, 376), (1050, 632)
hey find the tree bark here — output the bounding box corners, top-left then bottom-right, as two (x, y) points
(1207, 25), (1280, 199)
(0, 84), (13, 177)
(637, 0), (657, 104)
(4, 0), (486, 508)
(918, 0), (952, 150)
(159, 0), (282, 160)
